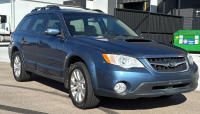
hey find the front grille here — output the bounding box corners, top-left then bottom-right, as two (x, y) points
(147, 57), (187, 72)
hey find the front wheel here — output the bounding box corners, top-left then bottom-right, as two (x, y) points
(68, 62), (100, 109)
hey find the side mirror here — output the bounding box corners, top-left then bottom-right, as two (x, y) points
(135, 30), (142, 36)
(45, 28), (60, 36)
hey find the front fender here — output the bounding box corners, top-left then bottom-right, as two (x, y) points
(63, 48), (99, 88)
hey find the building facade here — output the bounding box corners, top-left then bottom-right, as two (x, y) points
(63, 0), (200, 30)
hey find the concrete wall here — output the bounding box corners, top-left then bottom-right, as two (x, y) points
(86, 0), (117, 15)
(93, 0), (108, 14)
(108, 0), (117, 15)
(150, 0), (158, 13)
(86, 1), (93, 9)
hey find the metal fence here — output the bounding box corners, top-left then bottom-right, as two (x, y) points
(115, 8), (184, 44)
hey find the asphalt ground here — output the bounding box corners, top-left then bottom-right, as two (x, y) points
(0, 42), (200, 114)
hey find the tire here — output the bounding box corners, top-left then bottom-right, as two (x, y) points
(68, 62), (100, 109)
(12, 51), (31, 82)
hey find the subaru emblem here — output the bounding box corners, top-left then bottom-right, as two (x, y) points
(168, 61), (176, 67)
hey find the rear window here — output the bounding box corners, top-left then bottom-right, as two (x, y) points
(16, 16), (33, 31)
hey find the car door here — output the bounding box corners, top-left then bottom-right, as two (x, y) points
(20, 14), (46, 70)
(36, 13), (65, 77)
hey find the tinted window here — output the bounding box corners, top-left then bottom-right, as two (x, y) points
(16, 16), (33, 31)
(42, 13), (62, 34)
(28, 14), (46, 33)
(88, 18), (102, 34)
(63, 14), (138, 37)
(69, 19), (85, 35)
(0, 15), (7, 23)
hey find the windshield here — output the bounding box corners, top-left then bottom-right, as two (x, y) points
(63, 14), (138, 37)
(0, 15), (7, 23)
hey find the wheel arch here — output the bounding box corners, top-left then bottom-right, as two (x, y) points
(10, 45), (21, 67)
(63, 49), (98, 89)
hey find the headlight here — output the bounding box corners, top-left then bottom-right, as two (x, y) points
(187, 53), (193, 65)
(102, 54), (144, 68)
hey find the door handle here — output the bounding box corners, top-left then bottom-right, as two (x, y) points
(38, 40), (43, 44)
(21, 37), (25, 44)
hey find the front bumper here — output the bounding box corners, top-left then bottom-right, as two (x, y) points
(94, 60), (199, 99)
(94, 77), (198, 99)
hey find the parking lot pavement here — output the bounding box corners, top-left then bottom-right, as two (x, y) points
(0, 43), (10, 63)
(0, 62), (200, 114)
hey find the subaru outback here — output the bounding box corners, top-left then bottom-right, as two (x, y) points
(8, 5), (199, 109)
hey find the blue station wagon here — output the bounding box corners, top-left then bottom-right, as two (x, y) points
(8, 5), (199, 109)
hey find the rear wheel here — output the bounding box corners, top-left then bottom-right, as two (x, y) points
(68, 62), (100, 109)
(12, 51), (31, 82)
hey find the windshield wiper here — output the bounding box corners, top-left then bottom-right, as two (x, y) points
(73, 34), (100, 37)
(73, 34), (134, 37)
(103, 34), (133, 37)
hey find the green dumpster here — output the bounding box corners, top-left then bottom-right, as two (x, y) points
(173, 30), (200, 52)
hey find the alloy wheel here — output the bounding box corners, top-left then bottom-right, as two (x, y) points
(14, 55), (21, 77)
(70, 69), (86, 103)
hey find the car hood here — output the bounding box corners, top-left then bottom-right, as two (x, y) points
(74, 36), (187, 58)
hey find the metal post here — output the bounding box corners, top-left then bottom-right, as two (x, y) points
(178, 0), (181, 16)
(198, 18), (200, 30)
(148, 12), (151, 38)
(163, 0), (165, 14)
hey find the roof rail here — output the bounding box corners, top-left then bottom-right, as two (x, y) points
(83, 8), (104, 13)
(31, 5), (60, 12)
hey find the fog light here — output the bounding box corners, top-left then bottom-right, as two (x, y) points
(114, 82), (126, 93)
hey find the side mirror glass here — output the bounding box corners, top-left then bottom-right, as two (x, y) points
(45, 28), (60, 36)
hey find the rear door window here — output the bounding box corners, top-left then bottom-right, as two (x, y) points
(16, 16), (33, 31)
(27, 14), (46, 33)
